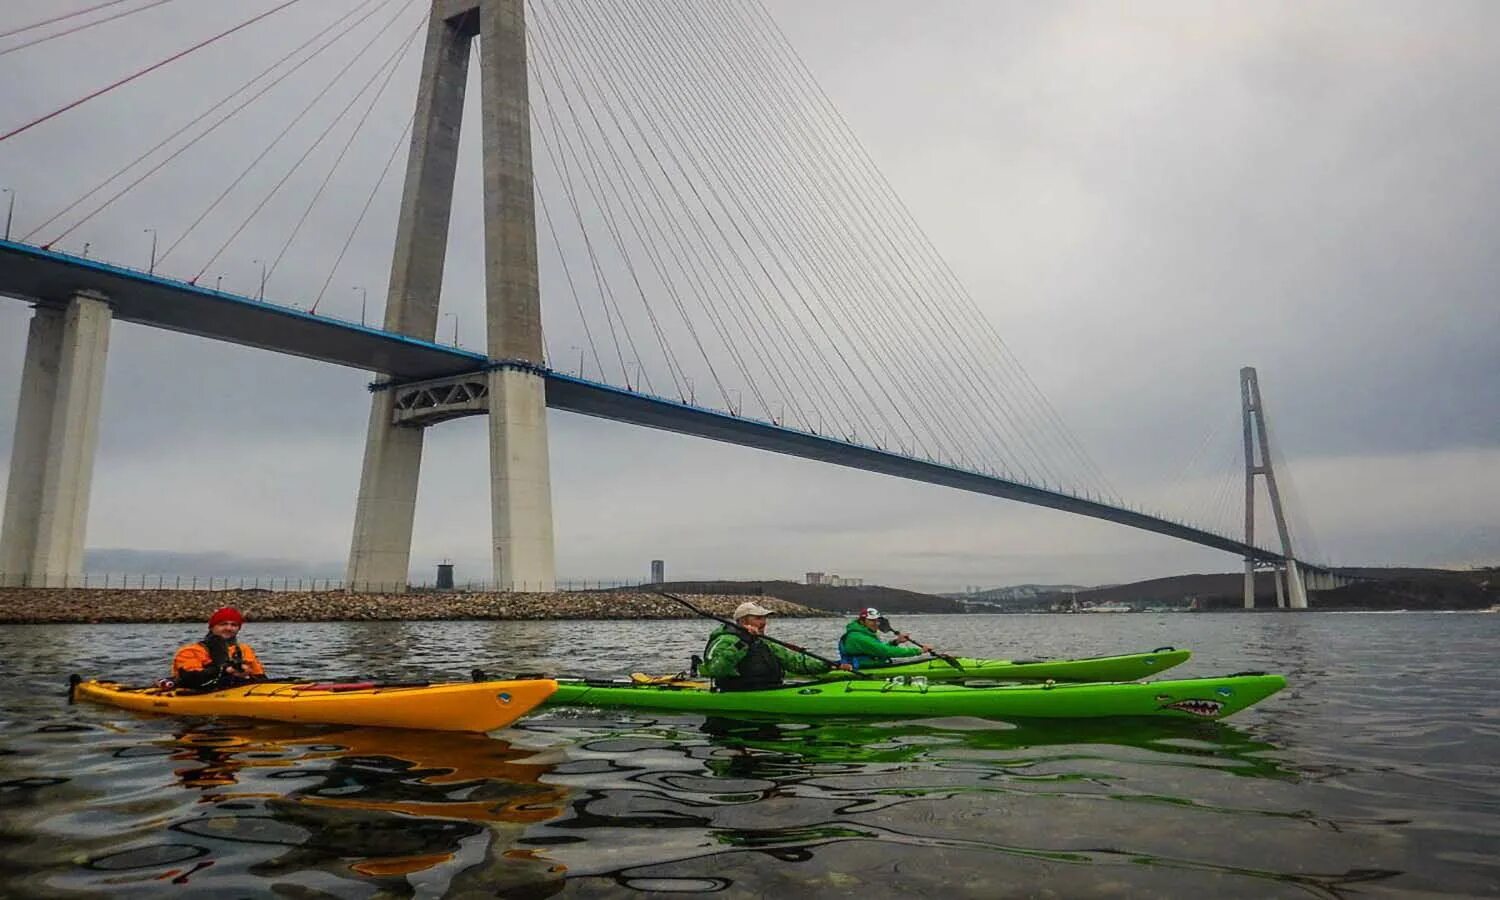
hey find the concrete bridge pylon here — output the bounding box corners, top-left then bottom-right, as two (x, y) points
(1240, 366), (1308, 609)
(346, 0), (554, 592)
(0, 292), (112, 587)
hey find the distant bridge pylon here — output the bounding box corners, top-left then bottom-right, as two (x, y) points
(1241, 366), (1309, 608)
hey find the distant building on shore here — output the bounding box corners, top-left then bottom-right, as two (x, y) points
(650, 559), (665, 584)
(806, 571), (863, 587)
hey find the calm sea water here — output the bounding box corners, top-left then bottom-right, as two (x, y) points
(0, 612), (1496, 898)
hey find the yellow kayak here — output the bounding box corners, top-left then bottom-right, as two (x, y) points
(72, 677), (557, 733)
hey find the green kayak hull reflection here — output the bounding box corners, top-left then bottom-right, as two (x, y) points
(546, 673), (1286, 721)
(822, 648), (1192, 682)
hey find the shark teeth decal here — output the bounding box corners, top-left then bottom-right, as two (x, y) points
(1162, 698), (1225, 717)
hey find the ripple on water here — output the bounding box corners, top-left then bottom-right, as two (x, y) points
(0, 613), (1496, 895)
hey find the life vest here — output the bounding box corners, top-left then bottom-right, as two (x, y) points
(838, 621), (897, 670)
(172, 635), (264, 690)
(837, 633), (856, 668)
(704, 627), (784, 692)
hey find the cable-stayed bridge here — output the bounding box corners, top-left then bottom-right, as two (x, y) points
(0, 0), (1344, 604)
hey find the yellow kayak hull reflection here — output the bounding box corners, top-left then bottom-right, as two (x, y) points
(75, 678), (557, 733)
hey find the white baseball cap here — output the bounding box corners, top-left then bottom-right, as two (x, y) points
(857, 607), (881, 619)
(733, 601), (774, 619)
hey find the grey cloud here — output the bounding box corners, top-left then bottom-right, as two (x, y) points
(2, 1), (1498, 592)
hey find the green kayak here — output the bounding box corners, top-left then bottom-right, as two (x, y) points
(545, 672), (1286, 721)
(822, 647), (1191, 682)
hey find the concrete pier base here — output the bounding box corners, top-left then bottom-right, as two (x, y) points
(488, 367), (554, 590)
(0, 292), (111, 587)
(1243, 560), (1255, 609)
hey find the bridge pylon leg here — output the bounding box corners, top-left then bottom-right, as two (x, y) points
(1287, 558), (1309, 609)
(347, 392), (425, 593)
(478, 0), (554, 591)
(0, 292), (110, 588)
(488, 368), (554, 590)
(1273, 565), (1286, 608)
(1243, 559), (1256, 609)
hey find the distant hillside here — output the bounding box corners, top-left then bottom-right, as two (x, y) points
(1055, 567), (1496, 611)
(1196, 568), (1496, 611)
(1062, 573), (1256, 607)
(629, 580), (964, 614)
(943, 584), (1090, 604)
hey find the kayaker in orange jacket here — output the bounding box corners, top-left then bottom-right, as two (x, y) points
(171, 607), (267, 690)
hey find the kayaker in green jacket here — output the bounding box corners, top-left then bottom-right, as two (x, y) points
(839, 607), (933, 670)
(702, 601), (850, 691)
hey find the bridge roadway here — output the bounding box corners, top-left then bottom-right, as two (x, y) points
(0, 239), (1289, 564)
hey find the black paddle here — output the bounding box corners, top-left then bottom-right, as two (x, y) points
(650, 590), (868, 677)
(876, 616), (964, 671)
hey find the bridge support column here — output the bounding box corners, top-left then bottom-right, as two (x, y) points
(345, 0), (554, 592)
(479, 0), (554, 591)
(347, 393), (425, 592)
(1287, 558), (1309, 609)
(1243, 559), (1255, 609)
(1273, 565), (1286, 608)
(488, 368), (553, 590)
(346, 2), (470, 593)
(0, 292), (110, 587)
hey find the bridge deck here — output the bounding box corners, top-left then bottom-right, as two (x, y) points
(0, 240), (485, 379)
(543, 373), (1282, 562)
(1, 239), (1289, 565)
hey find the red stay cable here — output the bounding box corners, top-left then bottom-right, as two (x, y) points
(0, 0), (304, 145)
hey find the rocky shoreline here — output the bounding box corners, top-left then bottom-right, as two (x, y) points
(0, 588), (832, 625)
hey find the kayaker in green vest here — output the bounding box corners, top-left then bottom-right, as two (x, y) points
(701, 601), (850, 691)
(839, 607), (933, 670)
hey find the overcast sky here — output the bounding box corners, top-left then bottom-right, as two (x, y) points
(1, 0), (1496, 591)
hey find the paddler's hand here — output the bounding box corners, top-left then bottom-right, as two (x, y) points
(919, 645), (934, 654)
(835, 663), (853, 671)
(894, 632), (912, 644)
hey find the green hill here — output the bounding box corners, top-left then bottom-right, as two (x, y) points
(631, 580), (964, 614)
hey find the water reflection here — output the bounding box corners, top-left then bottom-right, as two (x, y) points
(4, 717), (570, 896)
(505, 713), (1404, 896)
(3, 615), (1495, 895)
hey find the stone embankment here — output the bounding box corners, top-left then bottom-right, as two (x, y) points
(0, 589), (831, 625)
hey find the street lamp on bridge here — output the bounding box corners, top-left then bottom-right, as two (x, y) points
(1, 188), (13, 241)
(142, 227), (156, 274)
(353, 285), (367, 325)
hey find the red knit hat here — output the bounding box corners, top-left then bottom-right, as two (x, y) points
(208, 607), (244, 628)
